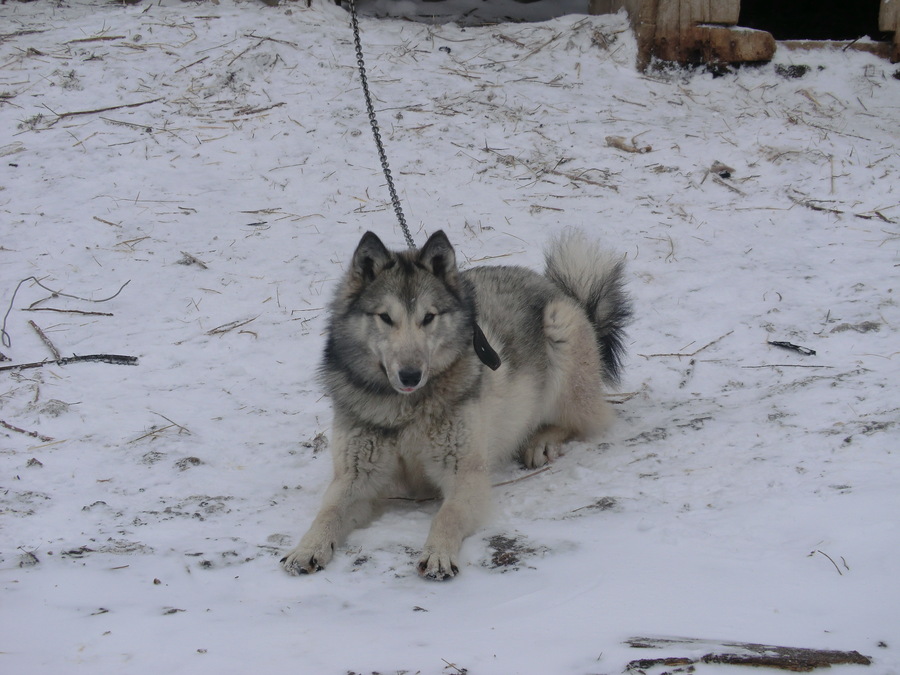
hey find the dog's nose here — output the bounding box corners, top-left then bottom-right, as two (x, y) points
(398, 368), (422, 388)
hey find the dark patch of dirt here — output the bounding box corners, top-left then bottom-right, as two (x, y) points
(484, 534), (547, 572)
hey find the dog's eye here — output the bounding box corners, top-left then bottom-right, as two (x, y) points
(422, 313), (435, 326)
(377, 313), (393, 326)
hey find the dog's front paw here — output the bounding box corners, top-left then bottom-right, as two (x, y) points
(280, 540), (334, 576)
(417, 548), (459, 581)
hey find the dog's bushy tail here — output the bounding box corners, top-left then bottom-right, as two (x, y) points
(544, 230), (632, 385)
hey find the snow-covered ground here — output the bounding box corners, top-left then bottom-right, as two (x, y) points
(1, 1), (898, 673)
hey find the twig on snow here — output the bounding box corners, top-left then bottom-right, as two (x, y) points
(28, 320), (61, 360)
(492, 466), (552, 488)
(810, 549), (846, 575)
(2, 276), (129, 348)
(25, 308), (114, 317)
(150, 411), (192, 436)
(43, 98), (163, 127)
(206, 316), (258, 336)
(0, 419), (55, 443)
(768, 340), (816, 356)
(0, 29), (47, 43)
(175, 55), (209, 74)
(482, 145), (618, 191)
(0, 354), (138, 373)
(639, 331), (734, 359)
(65, 35), (126, 44)
(178, 251), (209, 269)
(742, 364), (833, 369)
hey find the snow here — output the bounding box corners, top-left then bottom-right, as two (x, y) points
(1, 1), (898, 673)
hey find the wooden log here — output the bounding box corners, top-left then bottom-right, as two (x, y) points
(626, 636), (872, 672)
(653, 25), (775, 64)
(591, 0), (774, 69)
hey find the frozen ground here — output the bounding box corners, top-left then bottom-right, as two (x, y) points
(1, 1), (898, 673)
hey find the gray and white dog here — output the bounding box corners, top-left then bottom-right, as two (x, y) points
(281, 229), (630, 579)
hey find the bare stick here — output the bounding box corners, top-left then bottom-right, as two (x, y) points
(813, 549), (844, 575)
(0, 354), (138, 373)
(492, 466), (552, 488)
(2, 276), (129, 348)
(28, 320), (61, 360)
(150, 411), (191, 436)
(639, 331), (734, 359)
(0, 419), (54, 443)
(742, 364), (832, 369)
(65, 35), (126, 44)
(46, 98), (162, 126)
(25, 308), (113, 317)
(206, 316), (258, 336)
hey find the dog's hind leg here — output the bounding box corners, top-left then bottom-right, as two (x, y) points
(540, 298), (614, 445)
(521, 425), (571, 469)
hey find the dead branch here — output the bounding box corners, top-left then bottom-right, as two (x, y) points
(0, 354), (138, 373)
(65, 35), (126, 44)
(45, 98), (162, 127)
(150, 411), (192, 436)
(129, 424), (178, 444)
(28, 320), (61, 360)
(0, 29), (47, 43)
(206, 316), (258, 336)
(768, 340), (816, 356)
(626, 636), (871, 671)
(742, 364), (833, 369)
(713, 174), (747, 196)
(482, 146), (618, 191)
(492, 466), (552, 488)
(789, 193), (845, 216)
(175, 55), (209, 74)
(231, 102), (286, 118)
(639, 331), (734, 359)
(178, 251), (209, 269)
(0, 419), (55, 443)
(3, 276), (130, 348)
(25, 308), (114, 317)
(811, 549), (846, 575)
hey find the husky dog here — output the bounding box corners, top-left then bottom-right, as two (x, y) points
(281, 229), (630, 580)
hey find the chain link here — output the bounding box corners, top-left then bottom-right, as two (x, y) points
(347, 0), (415, 249)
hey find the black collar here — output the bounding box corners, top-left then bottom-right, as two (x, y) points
(473, 322), (501, 371)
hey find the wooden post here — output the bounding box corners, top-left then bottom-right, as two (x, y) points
(881, 0), (900, 61)
(590, 0), (775, 70)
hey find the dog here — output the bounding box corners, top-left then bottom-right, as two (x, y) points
(281, 229), (631, 579)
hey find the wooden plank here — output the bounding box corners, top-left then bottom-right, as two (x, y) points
(880, 0), (900, 31)
(675, 0), (741, 27)
(880, 0), (900, 62)
(781, 39), (894, 59)
(704, 0), (741, 25)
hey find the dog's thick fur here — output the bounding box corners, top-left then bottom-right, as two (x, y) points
(281, 230), (631, 579)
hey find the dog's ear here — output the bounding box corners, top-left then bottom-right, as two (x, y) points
(418, 230), (459, 287)
(350, 231), (393, 287)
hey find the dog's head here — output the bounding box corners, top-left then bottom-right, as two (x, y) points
(328, 230), (473, 395)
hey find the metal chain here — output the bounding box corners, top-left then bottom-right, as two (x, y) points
(347, 0), (415, 249)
